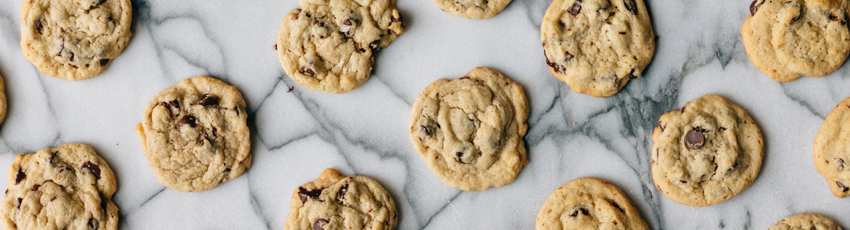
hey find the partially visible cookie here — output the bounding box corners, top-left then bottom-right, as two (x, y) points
(769, 213), (842, 230)
(0, 143), (118, 230)
(431, 0), (512, 19)
(276, 0), (405, 94)
(742, 0), (850, 82)
(541, 0), (655, 97)
(20, 0), (132, 80)
(409, 67), (528, 191)
(0, 74), (7, 126)
(135, 75), (251, 192)
(536, 178), (649, 230)
(813, 96), (850, 198)
(651, 94), (764, 207)
(284, 168), (397, 230)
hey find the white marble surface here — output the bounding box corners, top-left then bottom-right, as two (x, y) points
(0, 0), (849, 229)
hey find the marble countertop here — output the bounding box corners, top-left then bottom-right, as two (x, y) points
(1, 0), (850, 229)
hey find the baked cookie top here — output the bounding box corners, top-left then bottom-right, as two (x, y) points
(0, 143), (118, 230)
(431, 0), (512, 19)
(742, 0), (850, 82)
(651, 94), (764, 207)
(276, 0), (405, 94)
(409, 67), (529, 191)
(813, 96), (850, 198)
(284, 168), (397, 230)
(769, 213), (843, 230)
(541, 0), (655, 97)
(536, 178), (649, 230)
(0, 74), (7, 126)
(136, 76), (251, 192)
(20, 0), (132, 81)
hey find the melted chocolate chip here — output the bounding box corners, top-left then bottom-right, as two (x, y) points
(69, 51), (75, 62)
(31, 184), (40, 191)
(685, 129), (705, 150)
(626, 68), (638, 79)
(838, 181), (849, 192)
(829, 13), (839, 21)
(569, 207), (589, 217)
(17, 198), (22, 209)
(569, 0), (582, 16)
(198, 94), (219, 106)
(610, 201), (624, 213)
(99, 59), (110, 66)
(168, 100), (180, 109)
(840, 158), (846, 170)
(565, 51), (574, 62)
(420, 125), (431, 136)
(299, 67), (315, 77)
(15, 168), (25, 185)
(313, 219), (329, 230)
(298, 187), (323, 204)
(49, 151), (58, 162)
(82, 161), (101, 179)
(749, 0), (763, 16)
(35, 19), (44, 35)
(50, 196), (56, 201)
(337, 184), (349, 200)
(223, 168), (231, 178)
(680, 180), (687, 183)
(624, 0), (637, 14)
(178, 115), (198, 128)
(456, 151), (466, 164)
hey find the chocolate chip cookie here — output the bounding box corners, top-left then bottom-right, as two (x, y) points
(431, 0), (512, 19)
(0, 74), (7, 126)
(409, 67), (529, 191)
(135, 75), (251, 192)
(536, 178), (649, 230)
(769, 213), (843, 230)
(21, 0), (132, 81)
(651, 94), (764, 207)
(541, 0), (655, 97)
(0, 143), (118, 230)
(284, 168), (397, 230)
(276, 0), (405, 94)
(743, 0), (850, 82)
(813, 96), (850, 198)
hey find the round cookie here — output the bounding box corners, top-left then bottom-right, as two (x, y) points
(284, 168), (397, 230)
(431, 0), (512, 19)
(769, 213), (843, 230)
(742, 0), (850, 82)
(812, 96), (850, 198)
(0, 74), (7, 126)
(536, 178), (649, 230)
(276, 0), (406, 94)
(541, 0), (655, 97)
(20, 0), (132, 81)
(135, 75), (251, 192)
(409, 67), (529, 191)
(0, 143), (118, 230)
(651, 94), (764, 207)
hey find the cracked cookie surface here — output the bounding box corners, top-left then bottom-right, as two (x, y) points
(769, 213), (842, 230)
(284, 168), (397, 230)
(813, 96), (850, 198)
(536, 178), (649, 230)
(409, 67), (528, 191)
(276, 0), (405, 94)
(0, 143), (118, 230)
(742, 0), (850, 82)
(651, 94), (764, 207)
(136, 75), (251, 192)
(431, 0), (512, 19)
(541, 0), (655, 97)
(20, 0), (132, 80)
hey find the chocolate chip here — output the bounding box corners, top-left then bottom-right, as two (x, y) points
(100, 195), (108, 210)
(313, 219), (329, 230)
(626, 68), (638, 79)
(569, 207), (589, 217)
(198, 94), (219, 106)
(87, 218), (97, 229)
(299, 66), (315, 77)
(369, 40), (380, 50)
(456, 151), (466, 164)
(17, 198), (22, 209)
(391, 14), (403, 24)
(223, 168), (231, 178)
(50, 196), (56, 201)
(177, 115), (198, 128)
(791, 14), (801, 23)
(49, 151), (58, 162)
(82, 161), (101, 179)
(15, 168), (25, 185)
(273, 44), (278, 50)
(234, 107), (240, 116)
(838, 181), (849, 192)
(680, 180), (687, 183)
(840, 158), (846, 170)
(31, 184), (40, 191)
(287, 86), (295, 92)
(168, 100), (180, 109)
(69, 51), (75, 62)
(829, 13), (839, 21)
(298, 187), (323, 204)
(544, 51), (566, 73)
(610, 201), (624, 213)
(565, 51), (574, 62)
(99, 59), (110, 66)
(343, 19), (352, 26)
(337, 184), (349, 200)
(619, 31), (626, 35)
(420, 125), (431, 136)
(35, 19), (44, 35)
(624, 0), (637, 14)
(749, 0), (763, 16)
(685, 129), (705, 150)
(212, 126), (218, 138)
(569, 0), (582, 16)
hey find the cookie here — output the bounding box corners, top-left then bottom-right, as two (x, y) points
(284, 168), (397, 230)
(812, 96), (850, 198)
(409, 67), (529, 191)
(276, 0), (405, 94)
(541, 0), (655, 97)
(135, 75), (251, 192)
(536, 178), (649, 230)
(769, 213), (843, 230)
(651, 94), (764, 207)
(0, 74), (7, 126)
(20, 0), (132, 81)
(0, 143), (118, 230)
(431, 0), (512, 19)
(742, 0), (850, 82)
